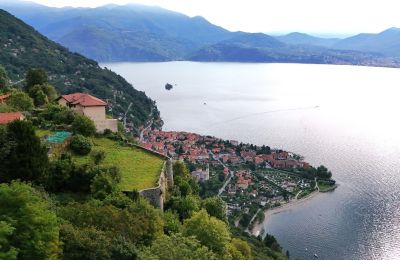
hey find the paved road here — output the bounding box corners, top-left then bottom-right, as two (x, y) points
(209, 151), (234, 196)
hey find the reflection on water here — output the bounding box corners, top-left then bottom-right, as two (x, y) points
(103, 62), (400, 259)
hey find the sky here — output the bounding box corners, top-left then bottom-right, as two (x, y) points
(20, 0), (400, 36)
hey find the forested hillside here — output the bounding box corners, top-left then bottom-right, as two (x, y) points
(0, 9), (162, 129)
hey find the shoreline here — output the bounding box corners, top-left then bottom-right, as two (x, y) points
(251, 189), (321, 237)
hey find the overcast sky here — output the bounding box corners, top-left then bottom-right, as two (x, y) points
(23, 0), (400, 36)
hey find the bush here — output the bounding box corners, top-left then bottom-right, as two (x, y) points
(90, 149), (106, 165)
(90, 172), (118, 200)
(70, 134), (92, 155)
(72, 114), (96, 137)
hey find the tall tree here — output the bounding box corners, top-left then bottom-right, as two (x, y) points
(0, 65), (9, 91)
(0, 120), (48, 183)
(6, 90), (34, 111)
(183, 209), (231, 255)
(25, 68), (47, 91)
(202, 196), (227, 222)
(139, 233), (217, 260)
(0, 182), (60, 259)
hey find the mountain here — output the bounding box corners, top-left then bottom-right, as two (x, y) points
(333, 28), (400, 57)
(0, 1), (233, 61)
(275, 32), (340, 48)
(2, 1), (400, 67)
(0, 9), (161, 128)
(189, 32), (400, 67)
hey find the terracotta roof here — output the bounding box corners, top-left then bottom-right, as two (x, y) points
(0, 93), (11, 103)
(59, 93), (107, 107)
(0, 112), (23, 124)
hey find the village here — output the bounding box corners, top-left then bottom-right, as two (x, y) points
(140, 130), (318, 224)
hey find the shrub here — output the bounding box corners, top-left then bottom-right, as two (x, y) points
(90, 149), (106, 165)
(70, 134), (92, 155)
(72, 114), (96, 137)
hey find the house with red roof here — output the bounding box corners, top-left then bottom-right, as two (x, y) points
(57, 93), (117, 133)
(0, 112), (24, 125)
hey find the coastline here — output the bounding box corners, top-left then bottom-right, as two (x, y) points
(251, 189), (321, 237)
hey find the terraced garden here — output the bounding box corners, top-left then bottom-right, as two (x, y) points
(73, 138), (165, 191)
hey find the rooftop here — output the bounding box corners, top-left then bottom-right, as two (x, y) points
(59, 93), (108, 107)
(0, 112), (23, 124)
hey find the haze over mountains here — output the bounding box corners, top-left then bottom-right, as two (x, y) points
(1, 1), (400, 66)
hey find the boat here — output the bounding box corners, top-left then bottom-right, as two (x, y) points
(314, 253), (318, 258)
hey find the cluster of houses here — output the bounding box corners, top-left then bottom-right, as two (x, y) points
(0, 92), (117, 133)
(140, 130), (311, 172)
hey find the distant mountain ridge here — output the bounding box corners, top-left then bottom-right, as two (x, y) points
(1, 1), (400, 66)
(333, 27), (400, 57)
(275, 32), (340, 48)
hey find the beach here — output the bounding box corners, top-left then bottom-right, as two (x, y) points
(251, 190), (321, 237)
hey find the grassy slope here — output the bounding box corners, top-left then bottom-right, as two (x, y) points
(73, 138), (165, 191)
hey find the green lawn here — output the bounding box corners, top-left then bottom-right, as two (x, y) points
(36, 129), (53, 138)
(73, 138), (165, 191)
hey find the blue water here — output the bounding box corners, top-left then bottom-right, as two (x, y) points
(103, 62), (400, 259)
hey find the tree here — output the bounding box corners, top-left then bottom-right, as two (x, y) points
(169, 195), (200, 221)
(230, 238), (252, 260)
(70, 134), (92, 155)
(28, 84), (58, 106)
(25, 68), (47, 91)
(183, 209), (231, 255)
(264, 234), (281, 252)
(173, 161), (190, 178)
(59, 199), (164, 250)
(90, 171), (119, 200)
(139, 233), (217, 260)
(90, 149), (106, 165)
(60, 223), (112, 260)
(0, 182), (60, 259)
(0, 121), (48, 183)
(202, 196), (227, 222)
(0, 221), (18, 260)
(6, 91), (34, 111)
(162, 210), (182, 235)
(28, 85), (48, 106)
(72, 114), (96, 136)
(0, 65), (9, 91)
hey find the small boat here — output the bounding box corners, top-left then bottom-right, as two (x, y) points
(305, 248), (308, 251)
(314, 253), (318, 258)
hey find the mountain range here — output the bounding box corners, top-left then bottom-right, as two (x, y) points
(1, 1), (400, 67)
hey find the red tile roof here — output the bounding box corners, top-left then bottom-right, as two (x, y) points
(59, 93), (107, 107)
(0, 112), (23, 124)
(0, 93), (11, 103)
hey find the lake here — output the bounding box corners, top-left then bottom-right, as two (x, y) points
(102, 61), (400, 260)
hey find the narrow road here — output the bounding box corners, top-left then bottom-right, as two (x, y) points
(295, 190), (303, 200)
(209, 151), (234, 196)
(314, 177), (320, 191)
(245, 208), (261, 233)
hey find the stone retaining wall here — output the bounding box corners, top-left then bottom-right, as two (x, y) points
(126, 144), (174, 210)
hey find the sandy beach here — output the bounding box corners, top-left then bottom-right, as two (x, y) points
(251, 190), (321, 237)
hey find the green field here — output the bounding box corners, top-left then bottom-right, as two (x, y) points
(72, 138), (165, 191)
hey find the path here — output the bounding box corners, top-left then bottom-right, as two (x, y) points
(208, 151), (234, 196)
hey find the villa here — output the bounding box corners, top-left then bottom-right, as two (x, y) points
(57, 93), (118, 133)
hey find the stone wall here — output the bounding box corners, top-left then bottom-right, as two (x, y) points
(130, 145), (174, 211)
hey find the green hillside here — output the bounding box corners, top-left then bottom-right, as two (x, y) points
(0, 9), (162, 129)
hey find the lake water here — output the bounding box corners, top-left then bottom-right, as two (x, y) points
(102, 61), (400, 260)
